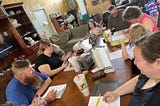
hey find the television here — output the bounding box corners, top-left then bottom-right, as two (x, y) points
(0, 32), (18, 60)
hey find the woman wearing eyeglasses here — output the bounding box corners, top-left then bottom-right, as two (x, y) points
(103, 31), (160, 105)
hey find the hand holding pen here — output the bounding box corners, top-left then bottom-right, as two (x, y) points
(102, 91), (119, 103)
(96, 93), (101, 106)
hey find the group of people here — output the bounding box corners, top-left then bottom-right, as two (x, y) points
(5, 39), (72, 105)
(103, 31), (160, 105)
(88, 4), (158, 72)
(88, 4), (160, 106)
(5, 4), (160, 106)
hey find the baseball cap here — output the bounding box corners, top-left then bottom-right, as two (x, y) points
(108, 5), (115, 11)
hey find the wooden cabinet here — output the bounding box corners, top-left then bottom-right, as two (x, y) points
(0, 14), (20, 70)
(0, 5), (7, 18)
(50, 13), (64, 33)
(158, 10), (160, 28)
(0, 70), (13, 104)
(0, 2), (41, 70)
(3, 2), (41, 49)
(0, 2), (41, 103)
(0, 2), (41, 104)
(3, 2), (41, 62)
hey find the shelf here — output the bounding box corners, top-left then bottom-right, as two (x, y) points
(8, 11), (25, 17)
(55, 15), (62, 19)
(15, 22), (32, 28)
(0, 2), (41, 73)
(21, 31), (36, 38)
(3, 2), (23, 10)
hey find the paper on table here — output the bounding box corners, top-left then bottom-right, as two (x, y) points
(88, 96), (120, 106)
(109, 30), (129, 46)
(42, 84), (67, 99)
(109, 49), (122, 60)
(113, 30), (123, 36)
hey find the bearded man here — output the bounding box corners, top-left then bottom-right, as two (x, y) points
(6, 59), (56, 106)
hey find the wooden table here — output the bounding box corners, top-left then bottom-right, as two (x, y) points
(49, 58), (132, 106)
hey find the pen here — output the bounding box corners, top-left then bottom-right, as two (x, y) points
(96, 93), (101, 106)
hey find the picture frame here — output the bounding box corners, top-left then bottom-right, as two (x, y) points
(91, 0), (106, 6)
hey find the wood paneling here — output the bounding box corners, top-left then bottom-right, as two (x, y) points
(2, 0), (68, 21)
(2, 0), (111, 19)
(85, 0), (111, 15)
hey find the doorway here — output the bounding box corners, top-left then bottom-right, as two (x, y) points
(33, 8), (56, 39)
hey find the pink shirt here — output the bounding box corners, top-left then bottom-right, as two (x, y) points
(139, 13), (158, 32)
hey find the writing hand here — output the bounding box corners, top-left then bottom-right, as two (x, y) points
(45, 90), (57, 103)
(102, 91), (119, 103)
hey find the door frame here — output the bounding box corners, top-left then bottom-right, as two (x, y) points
(33, 8), (57, 38)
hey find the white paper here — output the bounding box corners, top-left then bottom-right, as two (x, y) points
(88, 96), (120, 106)
(114, 30), (123, 36)
(109, 49), (122, 60)
(42, 84), (67, 99)
(111, 34), (125, 42)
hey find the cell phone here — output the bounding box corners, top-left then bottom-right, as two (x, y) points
(64, 58), (69, 64)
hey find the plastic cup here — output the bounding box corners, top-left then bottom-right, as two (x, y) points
(73, 74), (90, 96)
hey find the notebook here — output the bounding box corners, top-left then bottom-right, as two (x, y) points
(88, 96), (120, 106)
(42, 84), (67, 99)
(91, 80), (119, 96)
(89, 80), (120, 106)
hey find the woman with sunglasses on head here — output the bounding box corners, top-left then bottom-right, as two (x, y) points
(35, 39), (71, 78)
(103, 31), (160, 105)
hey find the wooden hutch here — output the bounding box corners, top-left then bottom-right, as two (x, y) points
(0, 2), (41, 104)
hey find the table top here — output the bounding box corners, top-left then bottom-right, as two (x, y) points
(48, 58), (132, 106)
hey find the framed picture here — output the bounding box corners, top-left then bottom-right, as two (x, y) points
(91, 0), (106, 6)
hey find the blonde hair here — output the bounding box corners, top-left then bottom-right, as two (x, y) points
(37, 39), (51, 56)
(11, 59), (30, 75)
(129, 23), (147, 44)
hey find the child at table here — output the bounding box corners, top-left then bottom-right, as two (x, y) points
(120, 23), (147, 75)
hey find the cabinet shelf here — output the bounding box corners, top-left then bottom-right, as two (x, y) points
(15, 22), (32, 28)
(2, 2), (41, 65)
(49, 13), (64, 33)
(8, 11), (25, 17)
(21, 31), (36, 38)
(0, 2), (41, 102)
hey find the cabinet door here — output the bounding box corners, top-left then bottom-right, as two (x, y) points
(4, 3), (41, 47)
(0, 5), (7, 19)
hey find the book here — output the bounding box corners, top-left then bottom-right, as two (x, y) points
(91, 47), (114, 73)
(42, 84), (67, 99)
(88, 96), (120, 106)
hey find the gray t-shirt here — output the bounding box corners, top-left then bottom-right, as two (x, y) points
(108, 9), (130, 31)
